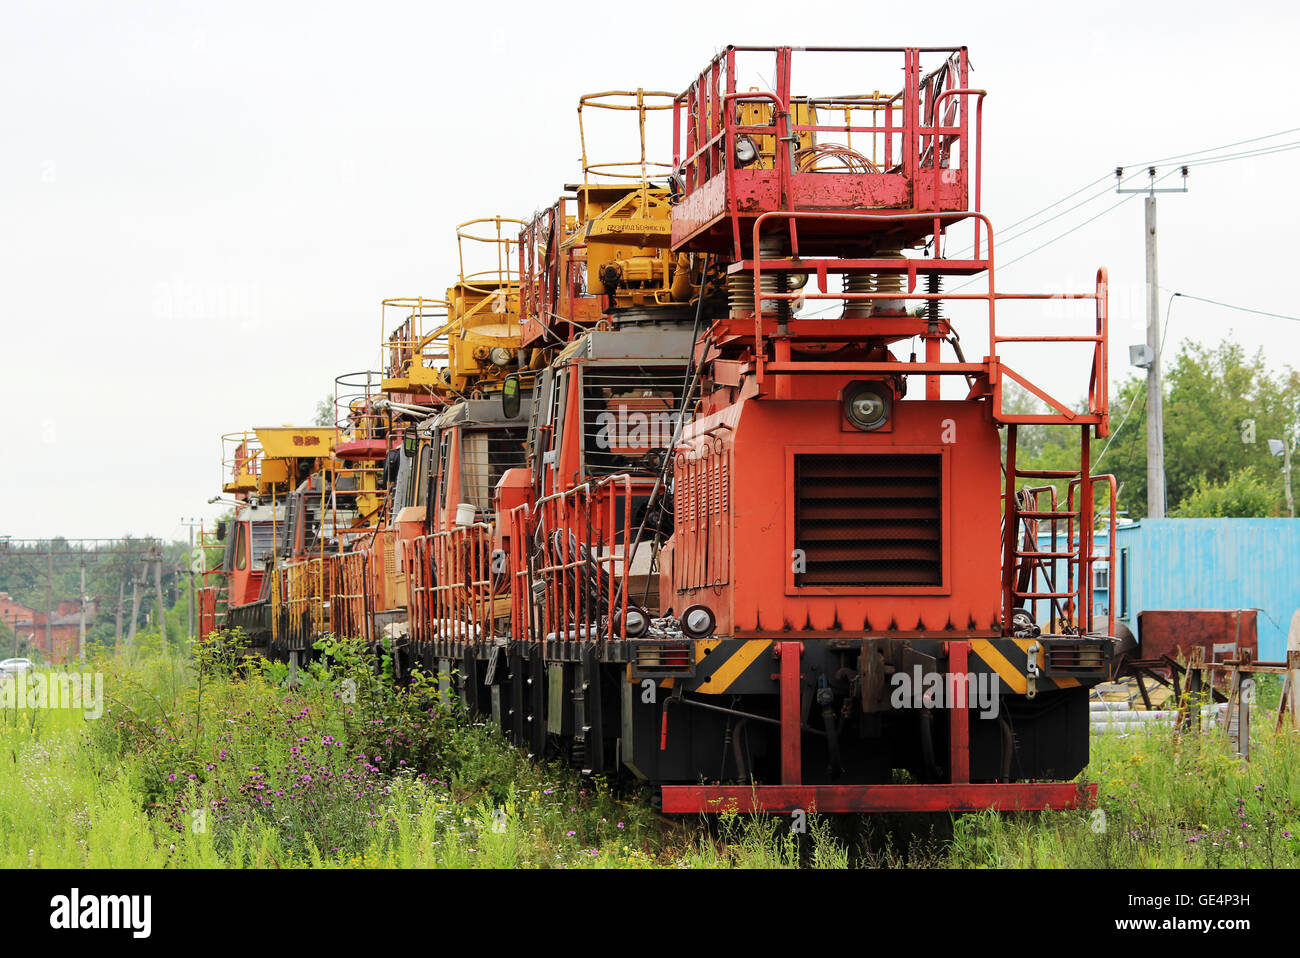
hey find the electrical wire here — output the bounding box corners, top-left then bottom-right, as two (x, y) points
(799, 131), (1300, 317)
(949, 128), (1300, 265)
(1122, 127), (1300, 168)
(1174, 141), (1300, 169)
(1162, 291), (1300, 325)
(1093, 380), (1146, 471)
(948, 168), (1153, 260)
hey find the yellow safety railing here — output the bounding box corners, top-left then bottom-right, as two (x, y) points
(578, 90), (675, 188)
(456, 217), (526, 297)
(221, 431), (263, 494)
(380, 296), (454, 391)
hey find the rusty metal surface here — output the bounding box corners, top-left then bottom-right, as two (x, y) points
(1137, 609), (1258, 663)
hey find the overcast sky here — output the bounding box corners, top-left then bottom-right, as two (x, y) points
(2, 0), (1297, 543)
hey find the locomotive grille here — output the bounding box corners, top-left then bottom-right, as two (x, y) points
(793, 453), (942, 587)
(581, 365), (689, 477)
(460, 427), (528, 513)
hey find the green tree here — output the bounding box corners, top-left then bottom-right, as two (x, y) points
(1011, 338), (1300, 520)
(313, 394), (335, 427)
(1171, 469), (1275, 518)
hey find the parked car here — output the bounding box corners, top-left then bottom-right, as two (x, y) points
(0, 657), (34, 676)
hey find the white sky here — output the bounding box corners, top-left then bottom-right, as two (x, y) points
(2, 0), (1297, 542)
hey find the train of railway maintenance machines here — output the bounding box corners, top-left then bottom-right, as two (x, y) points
(203, 45), (1118, 814)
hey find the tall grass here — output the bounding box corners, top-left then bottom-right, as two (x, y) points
(2, 634), (1295, 868)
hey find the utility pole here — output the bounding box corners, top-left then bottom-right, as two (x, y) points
(1286, 440), (1295, 519)
(154, 551), (166, 645)
(114, 580), (124, 647)
(1117, 165), (1189, 519)
(45, 540), (53, 658)
(1271, 436), (1296, 517)
(181, 518), (202, 642)
(78, 560), (86, 660)
(127, 572), (140, 647)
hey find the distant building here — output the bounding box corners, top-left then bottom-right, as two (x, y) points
(1115, 519), (1299, 661)
(1032, 519), (1300, 661)
(0, 591), (97, 662)
(0, 591), (36, 630)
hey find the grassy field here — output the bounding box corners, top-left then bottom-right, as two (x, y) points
(1, 634), (1296, 868)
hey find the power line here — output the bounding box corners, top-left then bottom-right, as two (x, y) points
(1176, 141), (1300, 169)
(981, 127), (1300, 259)
(1093, 380), (1147, 471)
(970, 127), (1300, 253)
(799, 131), (1300, 316)
(981, 173), (1113, 237)
(1123, 126), (1300, 168)
(949, 168), (1151, 259)
(1165, 291), (1300, 325)
(950, 169), (1183, 291)
(967, 129), (1300, 262)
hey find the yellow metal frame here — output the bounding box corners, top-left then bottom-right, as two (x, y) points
(221, 431), (263, 494)
(568, 91), (691, 310)
(380, 296), (455, 394)
(456, 217), (526, 295)
(578, 89), (675, 189)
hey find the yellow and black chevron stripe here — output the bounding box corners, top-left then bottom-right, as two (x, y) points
(659, 639), (777, 695)
(969, 638), (1080, 696)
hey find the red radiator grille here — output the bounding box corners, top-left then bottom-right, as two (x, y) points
(794, 454), (942, 587)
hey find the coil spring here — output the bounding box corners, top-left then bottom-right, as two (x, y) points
(873, 248), (906, 314)
(842, 273), (875, 318)
(728, 239), (790, 320)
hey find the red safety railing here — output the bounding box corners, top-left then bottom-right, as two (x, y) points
(418, 523), (499, 647)
(516, 198), (602, 347)
(512, 475), (636, 642)
(1069, 473), (1118, 639)
(405, 534), (434, 650)
(506, 503), (532, 642)
(743, 210), (1109, 428)
(275, 556), (330, 649)
(673, 47), (977, 257)
(328, 550), (371, 641)
(196, 586), (219, 640)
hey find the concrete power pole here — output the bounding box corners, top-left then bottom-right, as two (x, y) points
(1117, 165), (1189, 519)
(1286, 440), (1295, 519)
(181, 518), (202, 642)
(114, 580), (124, 647)
(154, 552), (166, 645)
(45, 541), (53, 657)
(127, 573), (141, 647)
(78, 560), (86, 660)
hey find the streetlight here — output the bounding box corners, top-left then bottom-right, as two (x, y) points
(1269, 437), (1295, 517)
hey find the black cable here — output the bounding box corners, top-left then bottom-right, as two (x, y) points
(612, 254), (712, 615)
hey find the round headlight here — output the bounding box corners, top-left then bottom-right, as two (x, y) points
(623, 607), (649, 638)
(680, 604), (716, 639)
(733, 134), (759, 167)
(489, 347), (514, 368)
(846, 385), (890, 430)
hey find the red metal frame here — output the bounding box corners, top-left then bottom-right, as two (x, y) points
(661, 638), (1098, 813)
(660, 782), (1097, 814)
(508, 475), (634, 642)
(742, 209), (1110, 429)
(672, 46), (976, 257)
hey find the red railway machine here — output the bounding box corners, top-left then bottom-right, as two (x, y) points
(215, 427), (335, 651)
(638, 46), (1117, 814)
